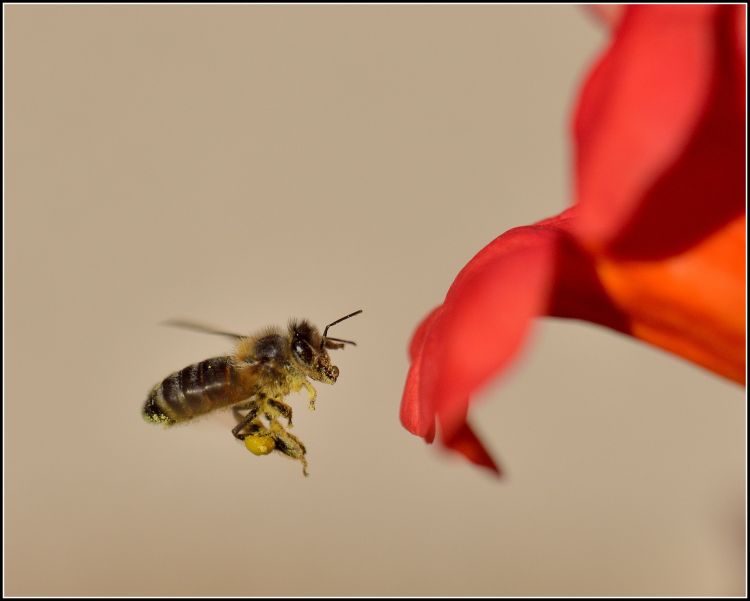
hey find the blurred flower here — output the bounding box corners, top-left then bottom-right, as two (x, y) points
(400, 5), (746, 475)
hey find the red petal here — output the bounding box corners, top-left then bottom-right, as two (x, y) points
(400, 307), (441, 442)
(408, 306), (440, 362)
(573, 6), (746, 258)
(425, 227), (556, 437)
(400, 221), (563, 466)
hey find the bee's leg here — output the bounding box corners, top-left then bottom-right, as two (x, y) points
(270, 421), (309, 477)
(232, 395), (262, 414)
(267, 398), (294, 427)
(302, 381), (317, 411)
(231, 404), (260, 440)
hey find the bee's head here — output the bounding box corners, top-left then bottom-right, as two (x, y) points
(288, 311), (362, 384)
(289, 320), (339, 384)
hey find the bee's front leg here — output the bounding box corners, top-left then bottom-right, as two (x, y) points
(303, 381), (317, 411)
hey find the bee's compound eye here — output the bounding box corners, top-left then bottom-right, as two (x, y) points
(244, 434), (275, 456)
(293, 338), (313, 364)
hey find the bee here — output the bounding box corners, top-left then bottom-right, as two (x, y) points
(143, 310), (362, 476)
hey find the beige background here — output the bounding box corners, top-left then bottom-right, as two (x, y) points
(5, 5), (745, 597)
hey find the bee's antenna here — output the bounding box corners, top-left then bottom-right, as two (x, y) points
(325, 337), (357, 346)
(320, 309), (363, 349)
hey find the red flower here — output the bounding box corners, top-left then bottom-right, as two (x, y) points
(400, 5), (746, 475)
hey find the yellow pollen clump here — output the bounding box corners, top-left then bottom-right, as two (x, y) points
(244, 435), (276, 456)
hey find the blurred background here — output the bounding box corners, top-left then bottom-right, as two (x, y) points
(5, 5), (745, 596)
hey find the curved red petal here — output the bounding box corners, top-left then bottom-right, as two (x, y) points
(573, 5), (746, 258)
(400, 211), (637, 469)
(415, 224), (559, 452)
(408, 306), (440, 362)
(400, 307), (441, 442)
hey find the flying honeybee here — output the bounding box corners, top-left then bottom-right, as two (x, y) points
(143, 310), (362, 476)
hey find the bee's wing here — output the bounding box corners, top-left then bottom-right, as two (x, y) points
(162, 319), (245, 341)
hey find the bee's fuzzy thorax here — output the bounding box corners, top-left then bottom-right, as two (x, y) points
(232, 337), (256, 364)
(233, 325), (285, 364)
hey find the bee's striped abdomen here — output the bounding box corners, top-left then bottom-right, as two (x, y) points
(143, 356), (247, 425)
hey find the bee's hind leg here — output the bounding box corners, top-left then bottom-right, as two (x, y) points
(269, 421), (309, 477)
(231, 401), (261, 440)
(232, 402), (254, 422)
